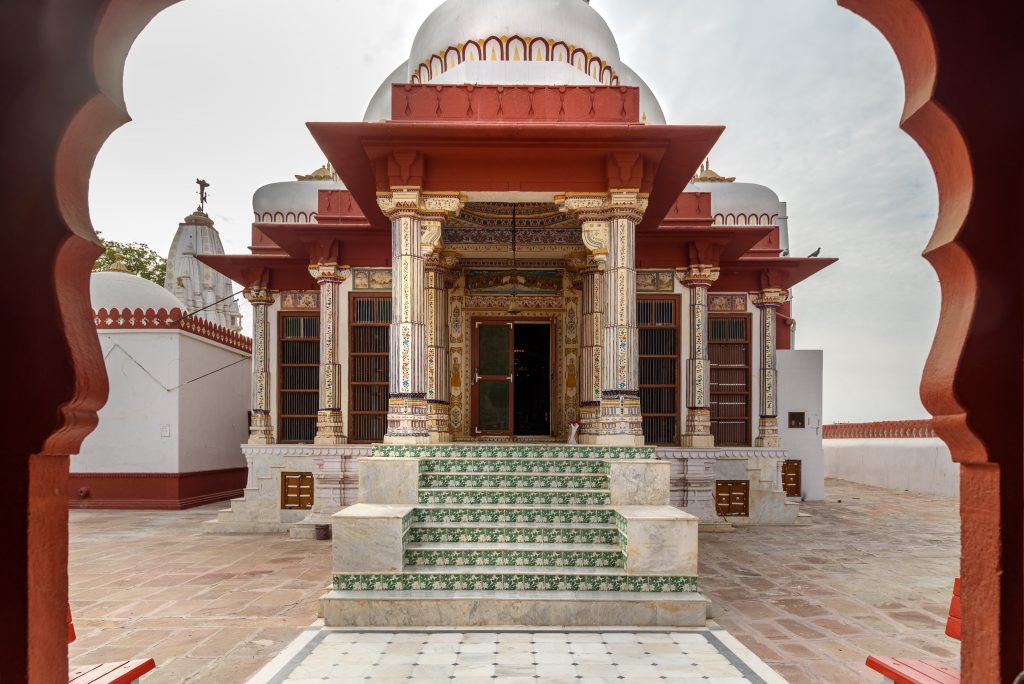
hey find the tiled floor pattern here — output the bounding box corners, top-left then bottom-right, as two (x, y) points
(248, 628), (784, 684)
(700, 480), (961, 683)
(68, 479), (960, 682)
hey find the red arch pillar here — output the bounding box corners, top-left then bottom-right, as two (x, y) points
(1, 1), (1020, 681)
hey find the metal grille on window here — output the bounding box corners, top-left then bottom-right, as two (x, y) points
(637, 297), (679, 445)
(709, 315), (751, 446)
(279, 316), (319, 443)
(350, 295), (391, 442)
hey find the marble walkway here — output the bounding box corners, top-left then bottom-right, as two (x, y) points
(68, 479), (960, 682)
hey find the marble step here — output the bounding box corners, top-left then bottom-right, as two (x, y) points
(332, 566), (697, 593)
(403, 542), (625, 569)
(321, 589), (708, 627)
(412, 506), (616, 525)
(419, 458), (608, 474)
(418, 488), (611, 506)
(373, 444), (657, 461)
(418, 472), (608, 490)
(407, 522), (618, 545)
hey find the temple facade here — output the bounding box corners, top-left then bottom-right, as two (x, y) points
(202, 0), (834, 537)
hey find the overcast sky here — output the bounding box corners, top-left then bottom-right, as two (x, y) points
(89, 0), (939, 423)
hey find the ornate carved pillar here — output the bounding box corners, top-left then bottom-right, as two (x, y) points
(752, 288), (789, 447)
(243, 286), (275, 444)
(561, 190), (648, 445)
(377, 189), (462, 444)
(678, 265), (720, 448)
(425, 252), (457, 443)
(572, 254), (604, 440)
(308, 262), (349, 445)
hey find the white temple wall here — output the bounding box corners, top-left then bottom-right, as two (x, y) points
(824, 438), (958, 498)
(176, 333), (250, 472)
(777, 349), (825, 500)
(75, 331), (181, 473)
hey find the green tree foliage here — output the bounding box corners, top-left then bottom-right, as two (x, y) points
(93, 238), (167, 285)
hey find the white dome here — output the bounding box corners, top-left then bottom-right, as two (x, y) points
(380, 0), (667, 125)
(364, 61), (410, 122)
(253, 179), (345, 223)
(616, 62), (666, 125)
(91, 271), (185, 313)
(686, 181), (783, 226)
(409, 0), (621, 82)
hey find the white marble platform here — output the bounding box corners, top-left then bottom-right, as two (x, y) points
(248, 624), (788, 684)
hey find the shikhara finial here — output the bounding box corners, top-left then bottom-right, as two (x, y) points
(196, 178), (210, 213)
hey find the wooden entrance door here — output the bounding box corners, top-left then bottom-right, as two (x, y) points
(472, 321), (514, 435)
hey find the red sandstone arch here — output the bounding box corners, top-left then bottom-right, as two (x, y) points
(3, 1), (1020, 681)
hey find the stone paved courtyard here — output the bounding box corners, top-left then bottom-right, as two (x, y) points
(69, 479), (960, 682)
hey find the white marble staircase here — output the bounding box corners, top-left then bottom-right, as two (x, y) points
(321, 444), (707, 627)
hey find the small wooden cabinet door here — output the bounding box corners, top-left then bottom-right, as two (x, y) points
(715, 480), (749, 516)
(782, 459), (802, 497)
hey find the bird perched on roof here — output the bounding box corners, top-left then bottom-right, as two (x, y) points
(808, 247), (821, 257)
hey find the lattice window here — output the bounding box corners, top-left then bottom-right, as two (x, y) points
(280, 471), (314, 510)
(637, 296), (680, 446)
(279, 315), (319, 443)
(709, 314), (751, 446)
(715, 480), (749, 516)
(350, 295), (391, 443)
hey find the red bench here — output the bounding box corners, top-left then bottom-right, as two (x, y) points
(68, 606), (155, 684)
(865, 578), (961, 683)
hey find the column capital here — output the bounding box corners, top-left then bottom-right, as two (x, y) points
(676, 264), (720, 288)
(308, 262), (351, 284)
(376, 189), (464, 220)
(557, 190), (649, 224)
(242, 287), (275, 305)
(425, 251), (459, 271)
(751, 288), (790, 308)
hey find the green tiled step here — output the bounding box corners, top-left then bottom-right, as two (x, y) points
(419, 458), (607, 474)
(419, 488), (610, 506)
(373, 444), (656, 460)
(403, 542), (625, 569)
(407, 522), (618, 545)
(418, 473), (608, 490)
(332, 567), (698, 593)
(412, 506), (616, 525)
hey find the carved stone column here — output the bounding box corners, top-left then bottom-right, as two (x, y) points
(378, 189), (462, 444)
(308, 262), (349, 445)
(425, 252), (456, 443)
(678, 265), (720, 448)
(561, 191), (647, 445)
(573, 255), (604, 439)
(752, 288), (789, 447)
(243, 286), (275, 444)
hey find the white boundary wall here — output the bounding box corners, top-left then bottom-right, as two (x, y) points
(824, 437), (958, 497)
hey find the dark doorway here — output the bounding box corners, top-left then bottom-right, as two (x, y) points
(513, 323), (551, 435)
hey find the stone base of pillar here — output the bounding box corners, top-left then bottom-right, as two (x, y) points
(754, 416), (781, 448)
(426, 401), (451, 443)
(314, 409), (347, 445)
(586, 394), (644, 446)
(576, 403), (601, 443)
(680, 408), (715, 448)
(247, 413), (274, 445)
(384, 395), (430, 444)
